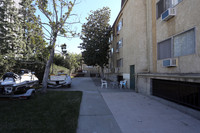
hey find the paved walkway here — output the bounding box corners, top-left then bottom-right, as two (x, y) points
(48, 77), (200, 133)
(102, 92), (200, 133)
(73, 78), (122, 133)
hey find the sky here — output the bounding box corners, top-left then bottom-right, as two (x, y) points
(52, 0), (121, 54)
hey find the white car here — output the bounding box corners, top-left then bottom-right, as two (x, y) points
(47, 74), (72, 88)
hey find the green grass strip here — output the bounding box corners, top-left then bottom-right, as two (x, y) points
(0, 91), (82, 133)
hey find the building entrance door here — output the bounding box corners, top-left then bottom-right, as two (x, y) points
(130, 65), (135, 90)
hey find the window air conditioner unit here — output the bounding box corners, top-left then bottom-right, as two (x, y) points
(163, 58), (178, 67)
(161, 8), (176, 21)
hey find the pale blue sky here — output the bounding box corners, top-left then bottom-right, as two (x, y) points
(54, 0), (121, 54)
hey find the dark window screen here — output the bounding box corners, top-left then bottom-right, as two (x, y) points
(158, 38), (172, 60)
(156, 0), (164, 19)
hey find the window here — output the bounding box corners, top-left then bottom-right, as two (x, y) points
(109, 34), (113, 43)
(158, 38), (172, 60)
(110, 48), (114, 57)
(157, 28), (196, 60)
(174, 28), (195, 57)
(111, 48), (114, 54)
(117, 19), (123, 33)
(157, 0), (164, 19)
(172, 0), (182, 6)
(117, 39), (123, 50)
(117, 58), (123, 67)
(156, 0), (171, 19)
(156, 0), (182, 19)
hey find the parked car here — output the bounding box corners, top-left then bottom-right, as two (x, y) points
(47, 74), (72, 88)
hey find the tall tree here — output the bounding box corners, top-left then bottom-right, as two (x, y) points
(80, 7), (111, 78)
(0, 0), (48, 78)
(35, 0), (79, 92)
(19, 0), (48, 63)
(0, 0), (24, 74)
(0, 0), (8, 75)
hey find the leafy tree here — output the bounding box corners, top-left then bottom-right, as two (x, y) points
(19, 0), (49, 61)
(53, 54), (70, 69)
(0, 0), (49, 79)
(68, 53), (81, 73)
(53, 53), (81, 74)
(53, 54), (64, 67)
(0, 0), (24, 74)
(80, 7), (111, 78)
(35, 0), (79, 92)
(17, 4), (49, 82)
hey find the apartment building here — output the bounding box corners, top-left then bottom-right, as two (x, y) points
(107, 0), (200, 112)
(108, 0), (148, 89)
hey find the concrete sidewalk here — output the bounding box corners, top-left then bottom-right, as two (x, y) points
(102, 92), (200, 133)
(76, 78), (122, 133)
(57, 77), (200, 133)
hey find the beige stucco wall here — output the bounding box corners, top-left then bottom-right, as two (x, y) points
(111, 0), (148, 88)
(156, 0), (200, 73)
(122, 0), (148, 74)
(137, 76), (151, 95)
(109, 0), (154, 88)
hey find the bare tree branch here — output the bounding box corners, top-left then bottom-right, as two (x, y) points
(60, 0), (63, 19)
(53, 0), (58, 24)
(40, 25), (52, 36)
(40, 22), (51, 27)
(57, 34), (79, 38)
(43, 35), (52, 41)
(64, 21), (80, 25)
(59, 0), (76, 31)
(38, 8), (52, 24)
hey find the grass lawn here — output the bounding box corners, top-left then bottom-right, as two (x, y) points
(0, 91), (82, 133)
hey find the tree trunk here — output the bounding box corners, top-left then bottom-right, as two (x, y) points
(41, 42), (55, 93)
